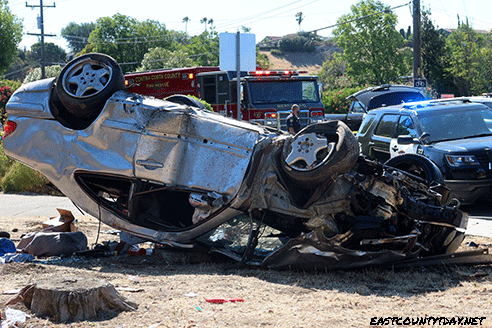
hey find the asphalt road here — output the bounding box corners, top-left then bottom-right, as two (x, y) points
(0, 193), (90, 219)
(461, 202), (492, 239)
(0, 193), (491, 238)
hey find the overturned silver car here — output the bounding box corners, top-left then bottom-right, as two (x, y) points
(3, 54), (467, 269)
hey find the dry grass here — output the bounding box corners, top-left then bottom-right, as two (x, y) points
(259, 51), (326, 74)
(1, 214), (492, 327)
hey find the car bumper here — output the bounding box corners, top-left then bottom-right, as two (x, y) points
(444, 178), (492, 205)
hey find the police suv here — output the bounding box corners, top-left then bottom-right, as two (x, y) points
(356, 98), (492, 204)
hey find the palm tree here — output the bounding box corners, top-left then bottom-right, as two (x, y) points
(295, 12), (303, 31)
(200, 17), (208, 31)
(182, 16), (190, 33)
(208, 18), (214, 30)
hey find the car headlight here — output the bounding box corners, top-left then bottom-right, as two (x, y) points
(445, 155), (479, 167)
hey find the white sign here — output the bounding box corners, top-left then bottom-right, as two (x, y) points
(219, 33), (256, 72)
(413, 78), (427, 88)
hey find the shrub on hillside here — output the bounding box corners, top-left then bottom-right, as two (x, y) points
(0, 161), (49, 193)
(0, 139), (14, 178)
(23, 65), (62, 84)
(0, 86), (13, 125)
(322, 86), (363, 114)
(1, 81), (22, 124)
(192, 96), (213, 111)
(1, 138), (51, 193)
(270, 48), (283, 56)
(279, 36), (315, 53)
(256, 51), (271, 70)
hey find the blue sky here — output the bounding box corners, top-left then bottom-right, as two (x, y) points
(8, 0), (492, 52)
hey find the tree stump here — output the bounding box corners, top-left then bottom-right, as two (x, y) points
(7, 276), (138, 322)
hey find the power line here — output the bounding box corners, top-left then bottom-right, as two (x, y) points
(212, 0), (319, 34)
(61, 35), (176, 45)
(115, 51), (220, 67)
(307, 2), (411, 34)
(40, 0), (313, 47)
(0, 65), (34, 79)
(212, 0), (305, 30)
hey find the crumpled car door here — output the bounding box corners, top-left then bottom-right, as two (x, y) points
(134, 103), (260, 200)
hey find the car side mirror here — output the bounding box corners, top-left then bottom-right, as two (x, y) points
(419, 132), (431, 145)
(397, 135), (417, 145)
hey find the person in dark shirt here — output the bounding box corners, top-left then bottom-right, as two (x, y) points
(286, 104), (301, 134)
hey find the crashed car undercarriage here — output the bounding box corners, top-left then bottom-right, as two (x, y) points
(3, 53), (468, 270)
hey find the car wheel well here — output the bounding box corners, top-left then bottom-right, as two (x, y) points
(280, 120), (359, 189)
(384, 153), (444, 185)
(49, 84), (95, 130)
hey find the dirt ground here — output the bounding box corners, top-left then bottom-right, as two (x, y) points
(1, 211), (492, 328)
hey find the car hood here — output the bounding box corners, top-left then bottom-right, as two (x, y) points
(431, 136), (492, 152)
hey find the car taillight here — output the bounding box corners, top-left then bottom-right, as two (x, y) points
(3, 120), (16, 138)
(265, 113), (277, 119)
(311, 111), (323, 117)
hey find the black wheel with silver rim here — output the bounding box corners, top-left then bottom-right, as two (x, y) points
(56, 53), (125, 121)
(280, 121), (359, 189)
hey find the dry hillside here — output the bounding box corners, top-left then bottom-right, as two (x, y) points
(259, 50), (330, 74)
(259, 43), (339, 74)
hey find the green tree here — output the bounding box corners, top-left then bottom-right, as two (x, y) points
(332, 0), (407, 85)
(200, 17), (208, 31)
(184, 31), (219, 66)
(4, 48), (32, 81)
(481, 33), (492, 93)
(406, 26), (412, 39)
(0, 0), (23, 74)
(318, 53), (348, 90)
(84, 14), (173, 73)
(138, 47), (195, 71)
(182, 17), (190, 33)
(28, 42), (67, 65)
(61, 22), (96, 54)
(446, 21), (491, 95)
(421, 9), (456, 96)
(399, 28), (405, 39)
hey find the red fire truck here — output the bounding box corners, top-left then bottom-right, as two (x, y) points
(124, 67), (325, 130)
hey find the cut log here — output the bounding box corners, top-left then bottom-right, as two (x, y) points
(6, 276), (137, 322)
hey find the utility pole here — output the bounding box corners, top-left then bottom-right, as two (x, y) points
(26, 0), (56, 79)
(412, 0), (422, 83)
(236, 31), (241, 120)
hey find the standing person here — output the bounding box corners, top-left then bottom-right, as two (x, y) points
(286, 104), (301, 134)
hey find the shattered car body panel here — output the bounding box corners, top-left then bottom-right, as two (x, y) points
(3, 54), (469, 269)
(134, 104), (259, 196)
(5, 78), (272, 245)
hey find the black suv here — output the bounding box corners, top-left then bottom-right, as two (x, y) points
(347, 84), (427, 111)
(327, 84), (427, 131)
(357, 99), (492, 204)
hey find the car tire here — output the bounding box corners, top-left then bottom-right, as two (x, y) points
(280, 120), (359, 189)
(165, 95), (206, 110)
(384, 153), (443, 185)
(56, 53), (125, 121)
(422, 227), (465, 256)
